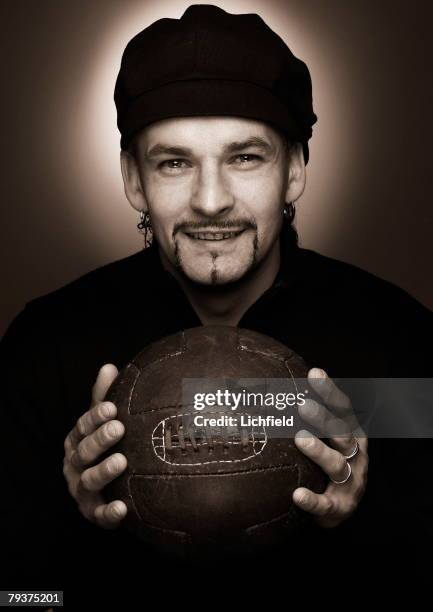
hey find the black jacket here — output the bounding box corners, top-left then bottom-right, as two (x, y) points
(1, 231), (432, 595)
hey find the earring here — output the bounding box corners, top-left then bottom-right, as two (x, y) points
(283, 202), (295, 223)
(137, 210), (153, 248)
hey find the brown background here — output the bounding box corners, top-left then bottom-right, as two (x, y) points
(1, 0), (432, 337)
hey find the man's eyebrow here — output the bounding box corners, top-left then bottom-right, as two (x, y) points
(146, 144), (193, 158)
(223, 137), (274, 154)
(146, 137), (274, 159)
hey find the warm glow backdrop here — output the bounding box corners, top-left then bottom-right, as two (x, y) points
(1, 0), (432, 335)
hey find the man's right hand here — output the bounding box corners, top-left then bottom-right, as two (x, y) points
(63, 364), (128, 529)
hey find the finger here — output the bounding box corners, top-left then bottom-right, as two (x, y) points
(298, 398), (355, 438)
(64, 433), (74, 457)
(335, 435), (362, 458)
(72, 420), (125, 469)
(293, 488), (335, 517)
(80, 453), (127, 492)
(67, 423), (85, 451)
(76, 401), (117, 438)
(358, 435), (368, 453)
(330, 433), (368, 457)
(63, 459), (80, 497)
(91, 364), (119, 408)
(66, 364), (118, 457)
(298, 398), (361, 456)
(64, 426), (85, 461)
(307, 369), (351, 416)
(295, 430), (350, 483)
(94, 500), (128, 529)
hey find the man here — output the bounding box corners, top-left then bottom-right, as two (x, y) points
(64, 115), (367, 531)
(1, 4), (432, 595)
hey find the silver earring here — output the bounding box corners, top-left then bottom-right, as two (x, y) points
(137, 210), (153, 248)
(283, 202), (295, 223)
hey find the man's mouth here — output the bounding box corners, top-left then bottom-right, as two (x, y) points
(184, 229), (245, 241)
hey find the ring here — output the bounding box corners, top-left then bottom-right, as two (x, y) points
(331, 461), (352, 485)
(344, 438), (359, 461)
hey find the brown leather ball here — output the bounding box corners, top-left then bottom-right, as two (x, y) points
(104, 326), (327, 557)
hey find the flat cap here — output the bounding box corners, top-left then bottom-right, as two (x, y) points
(115, 4), (317, 162)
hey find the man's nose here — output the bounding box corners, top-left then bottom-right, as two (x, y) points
(190, 165), (235, 217)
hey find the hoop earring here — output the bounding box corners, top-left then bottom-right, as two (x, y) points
(283, 202), (295, 224)
(137, 210), (153, 248)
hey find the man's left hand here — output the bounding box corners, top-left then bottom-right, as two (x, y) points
(293, 368), (368, 528)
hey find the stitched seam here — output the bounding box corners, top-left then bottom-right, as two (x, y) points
(131, 348), (184, 370)
(237, 343), (287, 362)
(130, 464), (300, 478)
(246, 503), (301, 532)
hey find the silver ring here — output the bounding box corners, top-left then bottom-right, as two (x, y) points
(344, 438), (359, 461)
(331, 461), (352, 485)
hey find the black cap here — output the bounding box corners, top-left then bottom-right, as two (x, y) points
(115, 4), (317, 162)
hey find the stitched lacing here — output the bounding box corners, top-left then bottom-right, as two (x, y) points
(164, 422), (250, 455)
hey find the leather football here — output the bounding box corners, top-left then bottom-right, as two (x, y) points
(104, 326), (327, 557)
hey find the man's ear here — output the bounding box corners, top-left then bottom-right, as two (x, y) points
(285, 142), (306, 203)
(120, 150), (148, 213)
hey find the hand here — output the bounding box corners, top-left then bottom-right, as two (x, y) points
(293, 368), (368, 528)
(63, 364), (128, 529)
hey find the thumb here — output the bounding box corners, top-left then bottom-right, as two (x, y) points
(91, 363), (119, 407)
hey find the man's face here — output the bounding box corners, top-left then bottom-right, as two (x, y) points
(131, 117), (291, 286)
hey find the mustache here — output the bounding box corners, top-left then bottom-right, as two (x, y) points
(173, 219), (257, 235)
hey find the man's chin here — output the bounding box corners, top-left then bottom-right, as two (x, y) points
(179, 262), (252, 287)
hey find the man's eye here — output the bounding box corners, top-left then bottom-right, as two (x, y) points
(159, 159), (189, 171)
(232, 154), (261, 165)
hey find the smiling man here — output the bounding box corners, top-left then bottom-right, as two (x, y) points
(133, 119), (287, 287)
(121, 116), (304, 325)
(1, 3), (432, 597)
(64, 111), (369, 534)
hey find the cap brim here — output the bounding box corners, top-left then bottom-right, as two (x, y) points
(119, 79), (305, 150)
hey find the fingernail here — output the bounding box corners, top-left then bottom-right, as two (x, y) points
(102, 403), (114, 418)
(112, 504), (120, 518)
(295, 493), (306, 505)
(310, 367), (327, 379)
(112, 502), (124, 518)
(296, 430), (314, 447)
(106, 422), (119, 438)
(109, 455), (120, 472)
(305, 400), (319, 417)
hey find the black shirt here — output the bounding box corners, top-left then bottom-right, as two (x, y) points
(1, 230), (432, 594)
